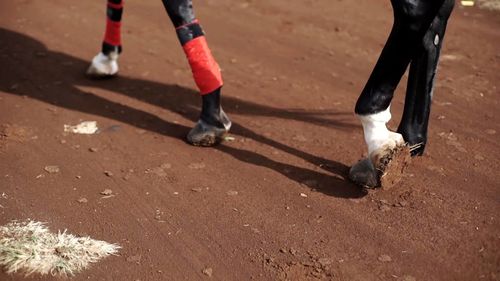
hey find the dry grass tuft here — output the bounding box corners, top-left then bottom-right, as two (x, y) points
(0, 220), (120, 277)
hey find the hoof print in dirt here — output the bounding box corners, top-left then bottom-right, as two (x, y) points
(186, 119), (230, 147)
(350, 145), (411, 189)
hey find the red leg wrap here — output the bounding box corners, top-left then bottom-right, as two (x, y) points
(104, 18), (121, 46)
(182, 36), (223, 95)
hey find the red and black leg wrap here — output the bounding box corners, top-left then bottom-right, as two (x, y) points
(176, 21), (223, 95)
(102, 0), (123, 55)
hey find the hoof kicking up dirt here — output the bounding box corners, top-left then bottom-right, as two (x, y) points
(349, 144), (411, 189)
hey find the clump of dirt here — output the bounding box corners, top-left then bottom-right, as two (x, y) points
(376, 145), (411, 189)
(264, 251), (336, 280)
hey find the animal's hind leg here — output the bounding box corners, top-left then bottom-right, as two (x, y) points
(161, 0), (231, 146)
(398, 0), (455, 156)
(87, 0), (124, 77)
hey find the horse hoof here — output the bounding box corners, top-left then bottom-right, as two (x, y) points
(186, 119), (231, 147)
(86, 52), (119, 78)
(349, 158), (379, 188)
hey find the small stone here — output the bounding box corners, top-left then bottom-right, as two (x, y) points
(300, 193), (308, 198)
(378, 254), (392, 262)
(77, 198), (88, 203)
(279, 248), (286, 253)
(89, 147), (98, 152)
(226, 190), (238, 196)
(100, 189), (113, 195)
(44, 165), (60, 174)
(202, 267), (213, 277)
(104, 171), (113, 177)
(191, 188), (203, 192)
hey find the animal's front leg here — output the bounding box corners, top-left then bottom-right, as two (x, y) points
(87, 0), (124, 77)
(398, 0), (455, 156)
(161, 0), (231, 146)
(350, 18), (418, 189)
(350, 0), (445, 188)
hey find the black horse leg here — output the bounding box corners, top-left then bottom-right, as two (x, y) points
(398, 0), (455, 156)
(355, 0), (445, 115)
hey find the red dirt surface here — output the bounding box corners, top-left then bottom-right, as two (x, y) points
(1, 0), (499, 280)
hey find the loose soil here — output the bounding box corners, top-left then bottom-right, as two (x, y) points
(1, 1), (499, 280)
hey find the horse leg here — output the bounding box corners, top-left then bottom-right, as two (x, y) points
(87, 0), (124, 77)
(161, 0), (231, 146)
(397, 0), (455, 156)
(350, 0), (450, 187)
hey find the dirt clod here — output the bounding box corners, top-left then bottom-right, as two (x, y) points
(100, 189), (113, 196)
(202, 267), (213, 277)
(377, 145), (411, 189)
(44, 165), (60, 174)
(378, 254), (392, 262)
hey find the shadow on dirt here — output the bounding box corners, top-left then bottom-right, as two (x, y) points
(0, 28), (366, 199)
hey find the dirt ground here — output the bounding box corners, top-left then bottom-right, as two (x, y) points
(0, 0), (499, 280)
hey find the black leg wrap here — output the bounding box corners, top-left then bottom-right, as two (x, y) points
(200, 88), (228, 129)
(176, 22), (204, 45)
(101, 42), (122, 55)
(187, 88), (232, 147)
(161, 0), (196, 27)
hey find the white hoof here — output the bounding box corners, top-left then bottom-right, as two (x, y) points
(86, 52), (119, 77)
